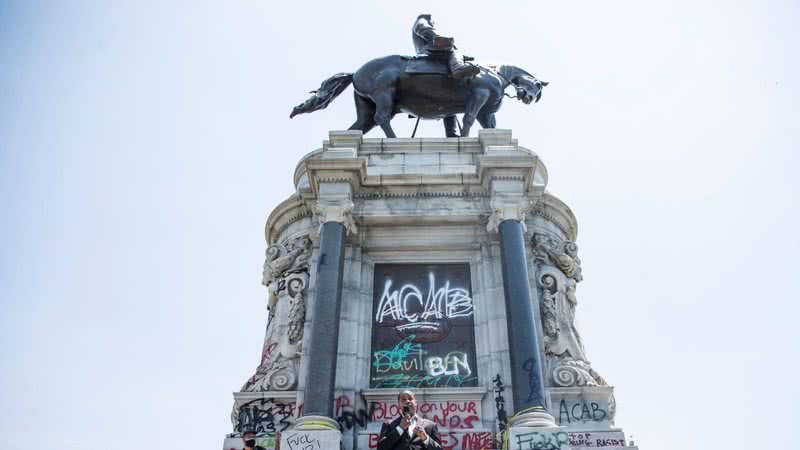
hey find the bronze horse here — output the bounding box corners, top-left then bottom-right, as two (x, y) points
(290, 55), (547, 138)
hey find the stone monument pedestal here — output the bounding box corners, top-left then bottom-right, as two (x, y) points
(224, 130), (640, 450)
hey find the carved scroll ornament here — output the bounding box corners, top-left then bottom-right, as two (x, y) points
(533, 233), (606, 388)
(242, 235), (312, 392)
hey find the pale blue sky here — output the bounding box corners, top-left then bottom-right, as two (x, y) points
(1, 1), (798, 449)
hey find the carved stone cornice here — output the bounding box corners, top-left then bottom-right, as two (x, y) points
(265, 194), (312, 245)
(531, 192), (579, 241)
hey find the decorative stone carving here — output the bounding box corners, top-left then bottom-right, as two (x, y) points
(533, 233), (606, 388)
(242, 235), (312, 392)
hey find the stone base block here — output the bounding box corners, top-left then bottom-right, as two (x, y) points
(280, 422), (341, 450)
(571, 448), (638, 450)
(506, 427), (569, 450)
(566, 431), (633, 448)
(550, 386), (614, 430)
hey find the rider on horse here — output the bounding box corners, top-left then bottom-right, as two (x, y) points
(413, 14), (480, 80)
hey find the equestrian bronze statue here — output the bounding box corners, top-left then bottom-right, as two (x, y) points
(289, 16), (547, 138)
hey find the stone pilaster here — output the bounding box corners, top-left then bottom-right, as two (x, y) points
(292, 132), (366, 448)
(481, 138), (557, 430)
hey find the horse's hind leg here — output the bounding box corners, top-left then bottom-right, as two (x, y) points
(477, 112), (496, 129)
(443, 115), (459, 137)
(348, 93), (376, 134)
(372, 90), (397, 138)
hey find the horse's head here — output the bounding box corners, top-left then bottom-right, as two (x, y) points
(512, 75), (548, 105)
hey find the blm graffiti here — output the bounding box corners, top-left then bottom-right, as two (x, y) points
(371, 264), (478, 388)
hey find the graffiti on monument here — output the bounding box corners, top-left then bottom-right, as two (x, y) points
(370, 264), (478, 388)
(557, 399), (609, 424)
(235, 395), (485, 437)
(567, 431), (627, 448)
(510, 431), (570, 450)
(492, 374), (508, 432)
(371, 399), (480, 429)
(235, 395), (375, 436)
(367, 431), (494, 450)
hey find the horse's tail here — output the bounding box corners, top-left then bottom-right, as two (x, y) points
(290, 73), (353, 118)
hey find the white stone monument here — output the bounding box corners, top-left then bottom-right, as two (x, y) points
(223, 130), (638, 450)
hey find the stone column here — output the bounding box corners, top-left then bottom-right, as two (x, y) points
(488, 193), (558, 430)
(289, 185), (357, 444)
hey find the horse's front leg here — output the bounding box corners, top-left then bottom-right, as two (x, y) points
(372, 89), (397, 138)
(462, 89), (490, 137)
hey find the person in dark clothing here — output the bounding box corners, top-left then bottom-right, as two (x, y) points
(412, 14), (480, 80)
(377, 390), (443, 450)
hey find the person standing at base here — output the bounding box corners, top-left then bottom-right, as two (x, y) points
(241, 431), (267, 450)
(377, 390), (443, 450)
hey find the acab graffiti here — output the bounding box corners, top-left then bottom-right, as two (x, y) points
(374, 273), (474, 332)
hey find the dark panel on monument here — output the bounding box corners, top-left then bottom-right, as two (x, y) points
(370, 263), (478, 388)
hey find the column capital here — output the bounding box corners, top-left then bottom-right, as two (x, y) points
(313, 181), (357, 235)
(487, 195), (532, 234)
(313, 197), (357, 236)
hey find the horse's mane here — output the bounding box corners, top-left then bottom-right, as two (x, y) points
(494, 64), (534, 83)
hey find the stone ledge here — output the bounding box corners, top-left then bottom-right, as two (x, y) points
(361, 387), (487, 403)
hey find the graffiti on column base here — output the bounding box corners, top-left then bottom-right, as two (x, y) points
(492, 374), (508, 432)
(521, 358), (542, 403)
(512, 431), (569, 450)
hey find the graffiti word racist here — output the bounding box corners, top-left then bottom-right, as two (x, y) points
(368, 431), (494, 450)
(375, 273), (473, 331)
(567, 432), (626, 447)
(371, 400), (479, 429)
(558, 400), (608, 424)
(512, 431), (569, 450)
(492, 374), (508, 432)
